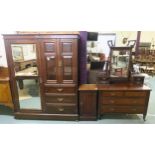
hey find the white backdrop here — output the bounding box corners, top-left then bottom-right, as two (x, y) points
(0, 1), (155, 155)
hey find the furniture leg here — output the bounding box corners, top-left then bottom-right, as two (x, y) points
(18, 79), (24, 89)
(143, 114), (146, 121)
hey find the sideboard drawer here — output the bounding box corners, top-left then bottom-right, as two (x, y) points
(102, 91), (123, 97)
(101, 105), (145, 113)
(125, 91), (147, 97)
(102, 98), (145, 105)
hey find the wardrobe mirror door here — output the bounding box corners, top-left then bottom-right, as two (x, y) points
(16, 79), (41, 110)
(11, 44), (38, 76)
(11, 44), (41, 110)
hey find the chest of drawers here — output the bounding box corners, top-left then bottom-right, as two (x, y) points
(98, 84), (151, 120)
(44, 84), (78, 116)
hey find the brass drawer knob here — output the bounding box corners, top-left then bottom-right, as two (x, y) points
(110, 108), (115, 111)
(57, 98), (64, 102)
(57, 88), (63, 92)
(110, 100), (115, 104)
(132, 108), (137, 111)
(58, 108), (64, 112)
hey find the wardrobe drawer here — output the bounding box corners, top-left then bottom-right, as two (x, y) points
(45, 95), (77, 103)
(102, 98), (145, 105)
(101, 105), (144, 113)
(46, 103), (77, 114)
(101, 91), (123, 97)
(124, 91), (147, 97)
(45, 86), (77, 93)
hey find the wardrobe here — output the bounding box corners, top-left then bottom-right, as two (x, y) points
(3, 33), (79, 120)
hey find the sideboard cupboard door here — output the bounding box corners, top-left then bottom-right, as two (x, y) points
(79, 84), (98, 120)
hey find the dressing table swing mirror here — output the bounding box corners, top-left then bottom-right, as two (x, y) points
(109, 46), (132, 83)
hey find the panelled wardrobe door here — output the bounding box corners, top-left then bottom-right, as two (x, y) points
(40, 39), (59, 84)
(59, 39), (78, 84)
(40, 35), (79, 120)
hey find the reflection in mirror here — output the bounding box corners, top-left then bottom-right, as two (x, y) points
(16, 79), (41, 110)
(86, 33), (116, 84)
(11, 44), (38, 76)
(110, 50), (130, 78)
(11, 44), (41, 110)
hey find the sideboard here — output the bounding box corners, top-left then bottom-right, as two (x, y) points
(79, 83), (151, 121)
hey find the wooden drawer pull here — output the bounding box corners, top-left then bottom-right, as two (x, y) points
(57, 98), (64, 102)
(58, 108), (64, 112)
(133, 101), (137, 104)
(57, 88), (63, 92)
(132, 108), (137, 111)
(111, 93), (116, 96)
(110, 100), (115, 104)
(110, 108), (115, 111)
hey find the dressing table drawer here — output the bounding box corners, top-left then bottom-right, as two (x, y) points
(102, 91), (123, 97)
(101, 105), (145, 113)
(102, 98), (145, 105)
(124, 91), (147, 97)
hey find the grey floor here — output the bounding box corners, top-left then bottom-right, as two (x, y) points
(0, 76), (155, 124)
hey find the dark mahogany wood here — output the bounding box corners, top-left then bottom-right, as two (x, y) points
(78, 84), (151, 121)
(3, 33), (79, 120)
(79, 84), (98, 120)
(98, 83), (151, 121)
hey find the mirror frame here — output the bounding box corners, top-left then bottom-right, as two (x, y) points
(109, 46), (132, 83)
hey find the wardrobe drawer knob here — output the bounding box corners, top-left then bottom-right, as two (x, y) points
(110, 100), (115, 104)
(57, 98), (64, 102)
(58, 108), (64, 112)
(132, 108), (137, 111)
(110, 108), (115, 111)
(133, 101), (137, 104)
(57, 88), (63, 92)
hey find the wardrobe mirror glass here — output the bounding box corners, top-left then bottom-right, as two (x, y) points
(16, 79), (41, 110)
(11, 44), (38, 76)
(11, 44), (41, 110)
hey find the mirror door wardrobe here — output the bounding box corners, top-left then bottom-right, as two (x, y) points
(3, 34), (79, 120)
(4, 38), (43, 113)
